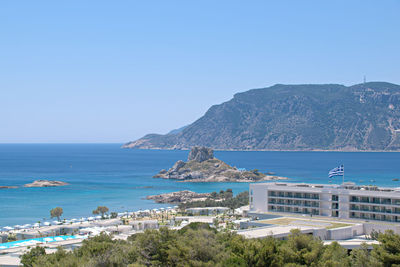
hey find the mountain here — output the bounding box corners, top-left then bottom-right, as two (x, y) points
(123, 82), (400, 151)
(167, 125), (188, 135)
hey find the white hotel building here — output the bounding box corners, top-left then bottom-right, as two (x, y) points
(249, 182), (400, 222)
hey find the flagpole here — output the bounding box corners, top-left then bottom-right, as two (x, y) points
(342, 165), (345, 184)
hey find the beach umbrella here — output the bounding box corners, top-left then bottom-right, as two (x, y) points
(87, 217), (94, 221)
(33, 223), (40, 228)
(3, 226), (14, 231)
(43, 222), (51, 226)
(95, 216), (102, 220)
(22, 224), (32, 229)
(14, 225), (22, 229)
(51, 221), (59, 225)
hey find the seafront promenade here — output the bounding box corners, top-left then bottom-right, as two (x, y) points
(0, 207), (178, 243)
(0, 207), (177, 266)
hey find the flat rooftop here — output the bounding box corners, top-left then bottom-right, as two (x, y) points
(254, 182), (400, 194)
(237, 225), (316, 239)
(257, 217), (355, 229)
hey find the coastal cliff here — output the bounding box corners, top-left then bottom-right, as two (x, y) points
(123, 82), (400, 151)
(153, 146), (286, 182)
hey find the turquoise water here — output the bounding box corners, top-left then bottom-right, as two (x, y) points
(1, 144), (400, 227)
(0, 235), (85, 250)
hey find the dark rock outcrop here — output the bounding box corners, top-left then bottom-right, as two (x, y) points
(123, 82), (400, 151)
(188, 146), (214, 162)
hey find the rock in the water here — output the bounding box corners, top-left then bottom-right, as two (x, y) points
(153, 146), (287, 182)
(146, 190), (211, 203)
(0, 186), (18, 189)
(188, 146), (214, 162)
(23, 180), (69, 188)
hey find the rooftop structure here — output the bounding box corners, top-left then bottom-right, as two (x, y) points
(250, 182), (400, 223)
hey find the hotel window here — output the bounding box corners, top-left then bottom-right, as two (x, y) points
(351, 196), (359, 202)
(372, 197), (380, 204)
(332, 195), (339, 201)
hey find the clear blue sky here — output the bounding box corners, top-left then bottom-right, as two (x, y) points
(1, 1), (399, 143)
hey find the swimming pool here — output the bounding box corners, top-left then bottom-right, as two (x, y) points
(0, 235), (87, 250)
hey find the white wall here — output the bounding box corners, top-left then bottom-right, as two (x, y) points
(250, 184), (268, 213)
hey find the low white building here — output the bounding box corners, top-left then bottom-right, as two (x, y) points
(250, 182), (400, 223)
(186, 207), (230, 215)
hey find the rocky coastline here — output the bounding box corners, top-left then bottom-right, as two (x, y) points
(146, 190), (211, 204)
(153, 146), (287, 182)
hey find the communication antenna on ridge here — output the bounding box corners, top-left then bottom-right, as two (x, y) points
(363, 75), (366, 84)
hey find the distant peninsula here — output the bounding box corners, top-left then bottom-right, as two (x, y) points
(123, 82), (400, 151)
(153, 146), (287, 182)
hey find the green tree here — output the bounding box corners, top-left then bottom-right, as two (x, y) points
(321, 241), (351, 267)
(279, 229), (324, 266)
(371, 230), (400, 266)
(50, 207), (63, 221)
(20, 246), (46, 267)
(92, 206), (109, 218)
(351, 243), (382, 267)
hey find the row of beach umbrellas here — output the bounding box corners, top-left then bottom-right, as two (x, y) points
(1, 207), (178, 232)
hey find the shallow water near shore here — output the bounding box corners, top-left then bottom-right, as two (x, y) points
(1, 144), (400, 226)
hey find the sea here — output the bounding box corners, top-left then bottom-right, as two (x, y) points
(1, 144), (400, 227)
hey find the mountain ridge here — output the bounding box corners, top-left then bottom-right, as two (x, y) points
(123, 82), (400, 151)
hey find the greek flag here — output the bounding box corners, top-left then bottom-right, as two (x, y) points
(329, 165), (344, 178)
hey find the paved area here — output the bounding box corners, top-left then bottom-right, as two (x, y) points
(237, 225), (316, 239)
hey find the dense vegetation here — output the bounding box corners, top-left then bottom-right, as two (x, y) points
(124, 82), (400, 151)
(21, 223), (400, 267)
(178, 189), (249, 210)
